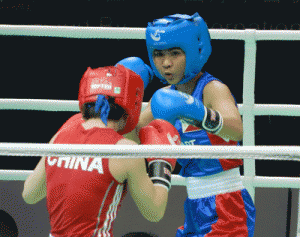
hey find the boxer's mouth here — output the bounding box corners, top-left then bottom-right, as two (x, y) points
(164, 72), (173, 78)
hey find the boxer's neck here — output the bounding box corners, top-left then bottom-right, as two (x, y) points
(175, 72), (203, 95)
(82, 118), (124, 132)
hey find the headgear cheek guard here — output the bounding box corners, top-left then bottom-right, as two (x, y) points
(78, 65), (144, 135)
(146, 12), (212, 85)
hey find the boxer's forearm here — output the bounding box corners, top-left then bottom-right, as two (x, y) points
(216, 116), (243, 142)
(22, 157), (47, 204)
(23, 173), (46, 204)
(151, 186), (168, 222)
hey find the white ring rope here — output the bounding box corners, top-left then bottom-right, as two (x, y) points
(0, 143), (299, 161)
(1, 25), (300, 41)
(0, 25), (146, 39)
(1, 170), (299, 189)
(1, 99), (300, 116)
(0, 99), (80, 112)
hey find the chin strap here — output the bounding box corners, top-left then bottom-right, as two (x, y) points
(95, 95), (110, 126)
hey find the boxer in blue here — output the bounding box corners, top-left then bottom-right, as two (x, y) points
(130, 13), (256, 236)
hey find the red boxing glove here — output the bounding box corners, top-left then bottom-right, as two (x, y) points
(139, 119), (181, 191)
(139, 119), (181, 168)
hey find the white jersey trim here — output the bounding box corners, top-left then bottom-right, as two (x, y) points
(95, 182), (124, 237)
(92, 181), (114, 237)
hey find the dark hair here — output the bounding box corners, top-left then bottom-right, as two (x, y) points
(82, 97), (126, 121)
(121, 232), (159, 237)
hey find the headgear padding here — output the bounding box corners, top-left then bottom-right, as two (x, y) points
(78, 65), (144, 134)
(146, 12), (212, 84)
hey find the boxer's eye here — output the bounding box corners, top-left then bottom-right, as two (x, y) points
(169, 48), (184, 56)
(171, 51), (180, 56)
(153, 51), (163, 57)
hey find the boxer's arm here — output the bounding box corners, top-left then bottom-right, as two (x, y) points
(125, 120), (180, 222)
(203, 81), (243, 141)
(125, 156), (168, 222)
(22, 156), (47, 204)
(118, 138), (168, 222)
(22, 132), (59, 204)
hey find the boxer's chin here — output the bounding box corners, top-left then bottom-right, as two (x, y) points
(164, 75), (181, 85)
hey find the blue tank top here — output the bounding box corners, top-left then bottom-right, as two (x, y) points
(171, 72), (242, 177)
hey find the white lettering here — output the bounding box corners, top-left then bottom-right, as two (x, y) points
(91, 83), (112, 90)
(150, 29), (165, 41)
(48, 156), (104, 174)
(47, 157), (57, 166)
(178, 91), (194, 104)
(167, 133), (180, 145)
(68, 157), (76, 169)
(57, 157), (71, 168)
(74, 157), (90, 170)
(87, 158), (103, 174)
(183, 139), (196, 146)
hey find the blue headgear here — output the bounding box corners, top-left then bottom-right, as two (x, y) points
(146, 13), (212, 85)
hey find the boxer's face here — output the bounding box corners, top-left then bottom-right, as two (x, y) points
(153, 47), (186, 85)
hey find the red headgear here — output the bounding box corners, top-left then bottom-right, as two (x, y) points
(78, 65), (144, 134)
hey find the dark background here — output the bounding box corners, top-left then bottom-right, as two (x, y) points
(0, 0), (299, 177)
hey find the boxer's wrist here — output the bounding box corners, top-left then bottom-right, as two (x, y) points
(148, 160), (172, 191)
(183, 107), (223, 134)
(202, 107), (223, 134)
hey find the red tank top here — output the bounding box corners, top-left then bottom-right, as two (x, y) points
(45, 118), (126, 237)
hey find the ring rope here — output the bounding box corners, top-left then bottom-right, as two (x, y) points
(0, 143), (299, 161)
(1, 25), (300, 41)
(1, 99), (300, 116)
(1, 170), (300, 189)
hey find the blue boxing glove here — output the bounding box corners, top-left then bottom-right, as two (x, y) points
(115, 57), (153, 89)
(151, 89), (223, 134)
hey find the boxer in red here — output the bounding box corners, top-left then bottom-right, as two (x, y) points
(22, 58), (181, 237)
